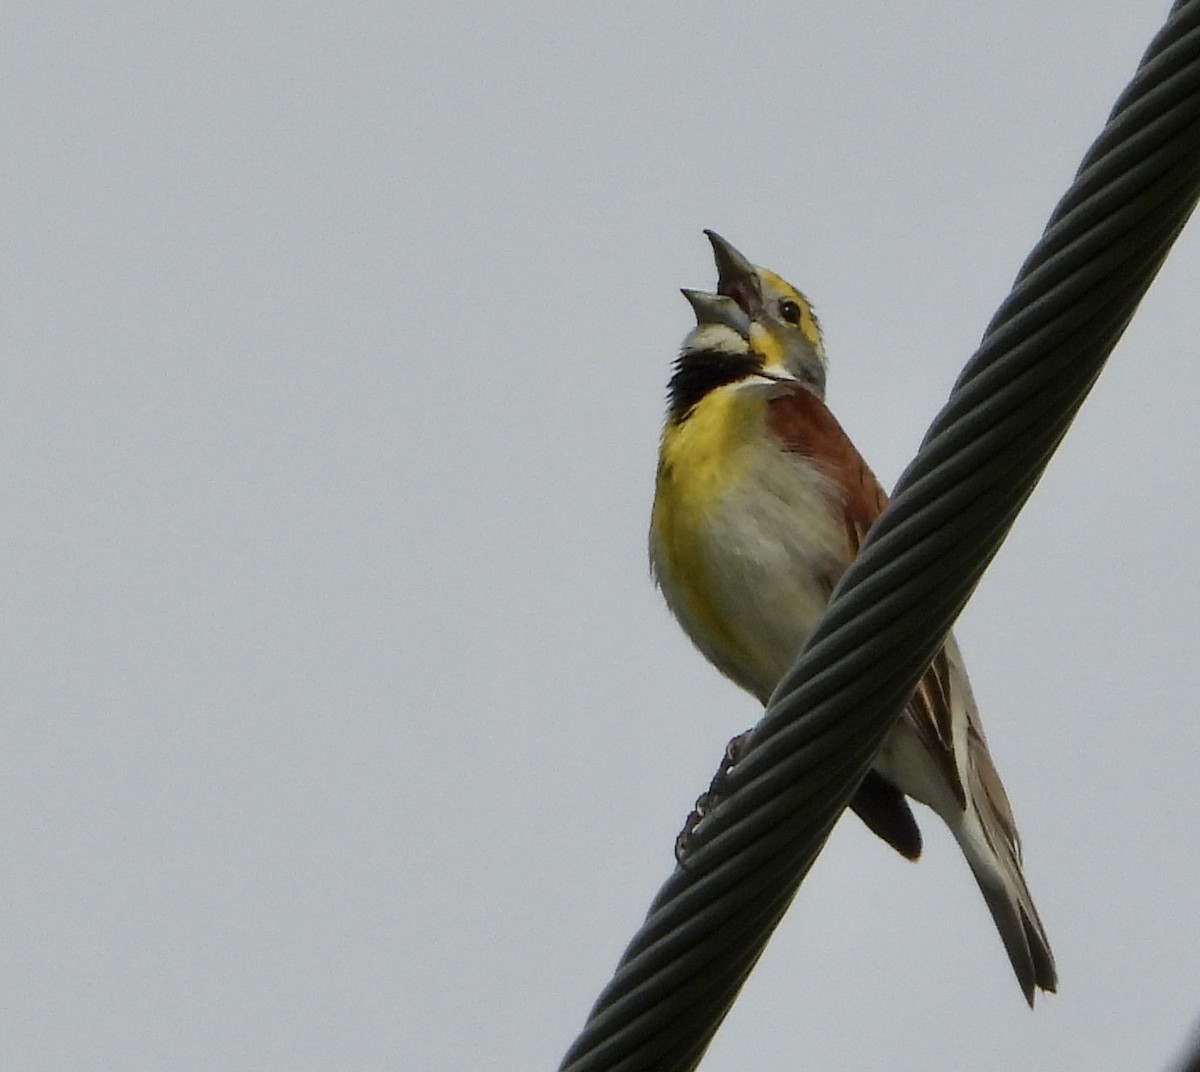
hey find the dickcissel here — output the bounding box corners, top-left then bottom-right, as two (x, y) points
(650, 231), (1056, 1003)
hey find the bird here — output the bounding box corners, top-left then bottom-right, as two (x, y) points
(649, 230), (1056, 1003)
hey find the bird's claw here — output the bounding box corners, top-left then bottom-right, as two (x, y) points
(674, 728), (754, 865)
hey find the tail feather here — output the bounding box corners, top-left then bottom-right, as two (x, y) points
(966, 846), (1056, 1004)
(959, 739), (1057, 1003)
(869, 634), (1054, 1001)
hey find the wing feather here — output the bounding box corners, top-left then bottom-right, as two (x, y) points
(766, 386), (965, 809)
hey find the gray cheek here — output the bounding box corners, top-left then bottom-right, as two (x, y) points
(797, 361), (827, 398)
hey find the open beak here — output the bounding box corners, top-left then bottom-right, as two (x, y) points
(680, 288), (751, 339)
(705, 230), (763, 318)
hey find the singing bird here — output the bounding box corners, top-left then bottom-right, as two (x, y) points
(649, 231), (1056, 1002)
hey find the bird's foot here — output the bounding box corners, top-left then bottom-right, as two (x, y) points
(675, 728), (754, 865)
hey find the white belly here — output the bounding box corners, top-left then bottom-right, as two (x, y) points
(660, 444), (848, 704)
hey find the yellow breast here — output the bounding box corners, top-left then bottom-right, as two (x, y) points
(650, 381), (846, 702)
(652, 384), (763, 675)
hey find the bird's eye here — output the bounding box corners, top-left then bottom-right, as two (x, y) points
(778, 300), (802, 325)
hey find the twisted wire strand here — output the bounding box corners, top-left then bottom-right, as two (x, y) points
(559, 4), (1200, 1069)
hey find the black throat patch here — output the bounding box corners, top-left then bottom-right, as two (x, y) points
(667, 347), (760, 423)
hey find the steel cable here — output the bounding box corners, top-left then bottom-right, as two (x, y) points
(559, 3), (1200, 1069)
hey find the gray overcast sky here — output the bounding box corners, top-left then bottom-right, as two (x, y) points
(6, 2), (1200, 1070)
